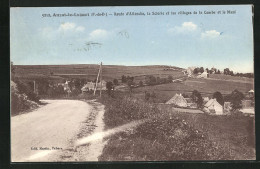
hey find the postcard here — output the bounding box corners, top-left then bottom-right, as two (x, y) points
(10, 5), (255, 162)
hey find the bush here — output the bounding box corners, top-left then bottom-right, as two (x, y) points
(100, 109), (233, 160)
(11, 81), (39, 115)
(14, 80), (40, 103)
(191, 90), (203, 108)
(113, 79), (119, 86)
(102, 96), (159, 128)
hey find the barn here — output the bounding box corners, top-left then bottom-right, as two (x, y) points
(204, 99), (223, 115)
(166, 94), (188, 107)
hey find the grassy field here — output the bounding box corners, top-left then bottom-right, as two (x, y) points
(132, 77), (254, 103)
(98, 93), (255, 161)
(209, 74), (254, 83)
(14, 64), (184, 82)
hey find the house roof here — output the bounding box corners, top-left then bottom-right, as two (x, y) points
(205, 99), (222, 108)
(248, 89), (254, 93)
(166, 94), (188, 107)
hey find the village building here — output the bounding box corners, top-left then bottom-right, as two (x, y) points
(63, 80), (70, 92)
(204, 98), (223, 115)
(186, 66), (196, 77)
(248, 89), (254, 98)
(166, 94), (188, 107)
(242, 99), (253, 109)
(203, 97), (210, 104)
(81, 81), (95, 92)
(197, 72), (209, 78)
(81, 80), (107, 93)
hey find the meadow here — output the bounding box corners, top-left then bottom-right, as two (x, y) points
(14, 64), (184, 82)
(133, 77), (254, 103)
(98, 93), (255, 161)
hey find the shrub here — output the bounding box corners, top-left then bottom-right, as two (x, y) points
(191, 90), (203, 108)
(139, 81), (144, 87)
(102, 96), (159, 128)
(113, 79), (119, 86)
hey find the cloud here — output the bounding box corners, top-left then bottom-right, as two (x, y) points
(168, 22), (198, 34)
(75, 26), (85, 32)
(58, 22), (85, 32)
(39, 22), (85, 39)
(89, 29), (109, 40)
(201, 30), (220, 39)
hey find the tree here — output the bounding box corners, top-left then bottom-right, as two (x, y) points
(145, 75), (156, 85)
(167, 75), (173, 82)
(205, 68), (209, 73)
(127, 79), (134, 92)
(191, 90), (203, 108)
(230, 71), (234, 76)
(11, 61), (16, 80)
(106, 81), (113, 96)
(199, 67), (204, 73)
(74, 78), (81, 90)
(150, 76), (157, 85)
(113, 79), (119, 86)
(211, 67), (217, 74)
(193, 68), (199, 74)
(224, 68), (230, 75)
(121, 75), (126, 83)
(213, 91), (224, 106)
(139, 80), (143, 87)
(225, 89), (244, 110)
(182, 93), (189, 98)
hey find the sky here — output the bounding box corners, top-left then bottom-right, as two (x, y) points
(10, 5), (254, 73)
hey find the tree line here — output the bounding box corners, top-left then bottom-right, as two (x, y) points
(193, 66), (253, 78)
(183, 89), (247, 111)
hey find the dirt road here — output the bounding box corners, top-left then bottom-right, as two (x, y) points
(11, 100), (92, 162)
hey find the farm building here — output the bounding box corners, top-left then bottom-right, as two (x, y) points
(81, 81), (95, 92)
(197, 72), (209, 78)
(166, 94), (188, 107)
(248, 89), (254, 98)
(242, 100), (253, 109)
(64, 80), (70, 91)
(186, 67), (196, 76)
(240, 108), (254, 115)
(96, 80), (107, 90)
(204, 99), (223, 115)
(203, 97), (209, 103)
(81, 80), (107, 92)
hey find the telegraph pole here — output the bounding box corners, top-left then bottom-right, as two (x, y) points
(100, 62), (103, 97)
(93, 62), (102, 96)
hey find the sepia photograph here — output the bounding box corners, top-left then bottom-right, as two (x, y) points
(10, 5), (255, 162)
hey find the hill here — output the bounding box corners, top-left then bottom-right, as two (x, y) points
(13, 64), (184, 82)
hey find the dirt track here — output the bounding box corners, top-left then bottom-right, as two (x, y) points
(11, 100), (92, 162)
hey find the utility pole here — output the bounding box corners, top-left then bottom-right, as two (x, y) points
(100, 62), (103, 97)
(33, 80), (36, 93)
(93, 62), (102, 96)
